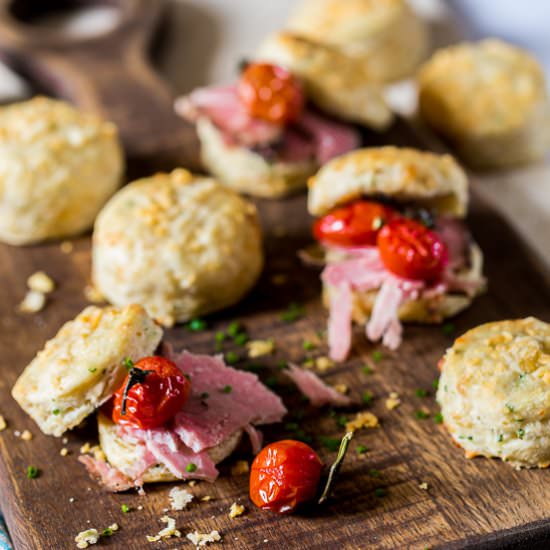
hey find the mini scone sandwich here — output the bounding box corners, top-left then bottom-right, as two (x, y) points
(307, 147), (486, 361)
(175, 35), (392, 198)
(418, 39), (550, 169)
(12, 305), (286, 491)
(437, 318), (550, 469)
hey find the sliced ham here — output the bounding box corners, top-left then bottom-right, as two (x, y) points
(175, 84), (360, 164)
(327, 283), (353, 362)
(78, 455), (136, 493)
(285, 364), (353, 407)
(167, 350), (287, 453)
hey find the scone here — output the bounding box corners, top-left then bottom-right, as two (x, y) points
(11, 305), (162, 436)
(418, 40), (550, 169)
(437, 318), (550, 468)
(174, 49), (389, 198)
(287, 0), (429, 82)
(307, 147), (486, 360)
(0, 96), (124, 245)
(92, 169), (263, 326)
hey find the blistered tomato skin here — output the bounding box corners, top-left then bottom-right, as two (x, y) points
(313, 200), (398, 247)
(250, 440), (323, 514)
(112, 356), (191, 430)
(377, 218), (448, 281)
(238, 63), (305, 125)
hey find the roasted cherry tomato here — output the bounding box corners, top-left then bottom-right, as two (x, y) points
(377, 218), (448, 281)
(112, 356), (191, 430)
(313, 200), (398, 247)
(250, 440), (323, 514)
(238, 62), (305, 124)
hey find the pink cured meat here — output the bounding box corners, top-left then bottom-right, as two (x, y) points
(285, 364), (353, 407)
(78, 455), (137, 493)
(167, 350), (287, 453)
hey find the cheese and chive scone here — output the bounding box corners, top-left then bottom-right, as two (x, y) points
(287, 0), (429, 82)
(92, 169), (263, 326)
(11, 305), (162, 437)
(0, 96), (124, 245)
(437, 318), (550, 469)
(308, 147), (486, 360)
(418, 40), (550, 169)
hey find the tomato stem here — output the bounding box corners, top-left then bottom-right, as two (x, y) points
(318, 432), (353, 505)
(120, 367), (153, 416)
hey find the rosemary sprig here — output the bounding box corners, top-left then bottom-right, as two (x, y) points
(318, 431), (353, 504)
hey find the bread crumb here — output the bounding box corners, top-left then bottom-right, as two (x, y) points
(93, 448), (106, 462)
(146, 516), (181, 542)
(27, 271), (55, 294)
(186, 530), (221, 546)
(315, 356), (334, 372)
(169, 487), (193, 510)
(346, 411), (380, 433)
(108, 523), (119, 532)
(69, 497), (75, 503)
(137, 505), (143, 511)
(246, 339), (274, 358)
(62, 437), (68, 444)
(60, 447), (69, 456)
(188, 480), (197, 487)
(333, 383), (348, 395)
(84, 285), (104, 304)
(0, 416), (6, 431)
(80, 442), (91, 454)
(229, 502), (246, 519)
(230, 460), (249, 476)
(20, 430), (32, 441)
(18, 290), (46, 313)
(419, 482), (429, 490)
(385, 392), (401, 410)
(200, 496), (213, 502)
(271, 274), (288, 285)
(60, 241), (74, 254)
(75, 528), (99, 548)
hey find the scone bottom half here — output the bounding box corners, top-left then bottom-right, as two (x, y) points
(11, 304), (163, 437)
(437, 317), (550, 469)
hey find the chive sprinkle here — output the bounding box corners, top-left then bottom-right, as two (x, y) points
(280, 302), (304, 323)
(225, 351), (238, 364)
(88, 367), (97, 373)
(368, 469), (381, 478)
(432, 379), (439, 390)
(319, 436), (341, 452)
(27, 466), (39, 479)
(186, 463), (197, 473)
(517, 428), (525, 439)
(215, 331), (226, 343)
(415, 410), (430, 420)
(123, 357), (134, 370)
(52, 409), (60, 415)
(362, 366), (373, 375)
(200, 392), (209, 400)
(221, 385), (233, 394)
(372, 351), (383, 362)
(234, 333), (248, 346)
(434, 412), (444, 424)
(121, 504), (130, 513)
(303, 340), (315, 351)
(362, 391), (374, 405)
(442, 323), (455, 335)
(356, 444), (369, 454)
(102, 527), (113, 537)
(374, 488), (386, 498)
(415, 389), (428, 398)
(188, 318), (207, 331)
(336, 415), (348, 428)
(227, 321), (241, 337)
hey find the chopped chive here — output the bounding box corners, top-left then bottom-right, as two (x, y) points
(225, 351), (238, 364)
(234, 333), (249, 346)
(121, 504), (130, 513)
(88, 367), (97, 373)
(497, 434), (504, 443)
(52, 409), (60, 415)
(434, 412), (444, 424)
(362, 391), (374, 405)
(319, 436), (341, 452)
(188, 318), (207, 331)
(415, 410), (429, 420)
(220, 385), (233, 394)
(356, 444), (369, 454)
(227, 321), (241, 337)
(102, 527), (114, 537)
(277, 360), (287, 370)
(362, 366), (373, 375)
(368, 469), (381, 478)
(265, 376), (278, 388)
(517, 428), (525, 439)
(123, 357), (134, 371)
(505, 403), (515, 413)
(186, 463), (197, 473)
(374, 488), (386, 498)
(442, 323), (455, 335)
(215, 331), (226, 343)
(432, 379), (439, 390)
(303, 340), (315, 351)
(415, 389), (428, 398)
(372, 351), (383, 362)
(200, 392), (209, 400)
(26, 465), (39, 479)
(280, 302), (304, 323)
(336, 415), (348, 428)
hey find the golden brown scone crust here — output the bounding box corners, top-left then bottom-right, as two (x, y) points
(12, 305), (162, 437)
(197, 118), (316, 198)
(92, 169), (264, 325)
(323, 243), (484, 324)
(308, 146), (468, 217)
(257, 32), (392, 129)
(287, 0), (429, 82)
(418, 40), (550, 168)
(97, 413), (242, 483)
(437, 317), (550, 468)
(0, 96), (124, 245)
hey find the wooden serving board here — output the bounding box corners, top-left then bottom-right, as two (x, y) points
(1, 117), (550, 550)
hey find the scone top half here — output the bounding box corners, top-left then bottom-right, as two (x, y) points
(12, 304), (162, 437)
(308, 147), (485, 361)
(437, 318), (550, 469)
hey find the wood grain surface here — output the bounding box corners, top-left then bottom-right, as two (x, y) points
(0, 116), (550, 549)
